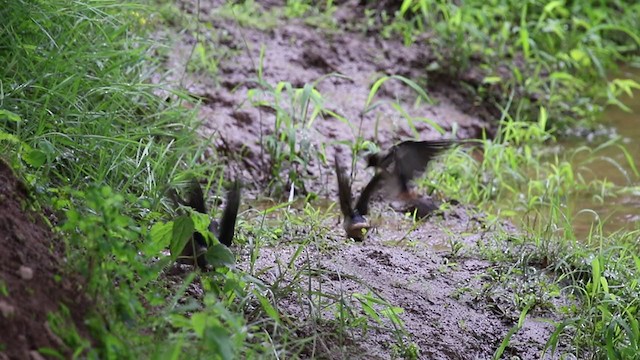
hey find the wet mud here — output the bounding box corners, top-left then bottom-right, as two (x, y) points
(154, 0), (572, 358)
(241, 204), (566, 359)
(159, 0), (491, 194)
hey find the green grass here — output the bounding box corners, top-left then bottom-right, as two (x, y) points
(387, 0), (640, 130)
(427, 109), (640, 357)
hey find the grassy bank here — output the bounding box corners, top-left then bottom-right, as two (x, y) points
(0, 0), (219, 357)
(391, 0), (640, 129)
(1, 0), (640, 358)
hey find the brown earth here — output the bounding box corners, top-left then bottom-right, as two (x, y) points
(0, 159), (91, 359)
(238, 203), (566, 359)
(157, 0), (493, 196)
(152, 1), (570, 358)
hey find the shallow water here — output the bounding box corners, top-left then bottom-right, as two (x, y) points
(548, 67), (640, 239)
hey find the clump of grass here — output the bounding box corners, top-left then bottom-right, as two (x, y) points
(423, 96), (640, 356)
(0, 0), (238, 357)
(386, 0), (640, 130)
(0, 0), (212, 209)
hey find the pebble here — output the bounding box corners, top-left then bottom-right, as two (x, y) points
(18, 265), (34, 280)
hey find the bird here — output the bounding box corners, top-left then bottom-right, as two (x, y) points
(334, 154), (371, 241)
(361, 139), (458, 211)
(169, 179), (241, 270)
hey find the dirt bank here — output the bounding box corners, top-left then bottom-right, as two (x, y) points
(0, 159), (92, 359)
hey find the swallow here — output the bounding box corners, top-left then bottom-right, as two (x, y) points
(363, 139), (457, 209)
(334, 154), (371, 241)
(169, 179), (241, 270)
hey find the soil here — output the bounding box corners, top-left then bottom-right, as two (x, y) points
(152, 0), (571, 358)
(158, 0), (493, 195)
(0, 159), (91, 359)
(0, 1), (569, 359)
(241, 204), (566, 359)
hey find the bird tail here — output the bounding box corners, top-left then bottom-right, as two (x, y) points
(184, 179), (208, 214)
(334, 154), (354, 218)
(217, 180), (241, 247)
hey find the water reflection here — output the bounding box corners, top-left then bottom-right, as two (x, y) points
(552, 66), (640, 238)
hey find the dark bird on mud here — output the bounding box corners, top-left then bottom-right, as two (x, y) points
(169, 179), (241, 271)
(334, 154), (372, 241)
(362, 139), (458, 210)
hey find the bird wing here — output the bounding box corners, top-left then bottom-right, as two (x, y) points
(393, 140), (456, 183)
(354, 172), (385, 216)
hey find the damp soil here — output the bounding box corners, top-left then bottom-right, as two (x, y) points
(0, 159), (92, 359)
(158, 0), (492, 194)
(240, 204), (567, 359)
(154, 0), (571, 358)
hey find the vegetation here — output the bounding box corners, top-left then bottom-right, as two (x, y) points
(1, 0), (639, 359)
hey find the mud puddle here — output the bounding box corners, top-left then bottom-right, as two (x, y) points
(557, 68), (640, 238)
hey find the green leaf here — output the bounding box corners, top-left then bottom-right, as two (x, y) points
(204, 243), (235, 267)
(24, 149), (47, 168)
(204, 326), (234, 360)
(191, 212), (213, 244)
(0, 130), (20, 143)
(519, 4), (530, 59)
(191, 312), (207, 338)
(149, 221), (173, 252)
(169, 215), (194, 259)
(538, 106), (547, 130)
(0, 109), (22, 122)
(482, 76), (502, 84)
(570, 48), (590, 67)
(365, 76), (389, 110)
(256, 292), (281, 322)
(591, 257), (601, 297)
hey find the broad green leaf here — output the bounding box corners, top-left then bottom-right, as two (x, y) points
(24, 149), (47, 168)
(0, 131), (20, 143)
(204, 243), (235, 267)
(191, 312), (207, 338)
(150, 221), (173, 251)
(191, 212), (213, 244)
(170, 215), (194, 259)
(204, 326), (234, 360)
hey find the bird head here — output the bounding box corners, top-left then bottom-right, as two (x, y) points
(344, 214), (371, 241)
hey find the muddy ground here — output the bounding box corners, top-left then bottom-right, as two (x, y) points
(155, 1), (570, 359)
(0, 160), (91, 359)
(157, 0), (494, 194)
(0, 0), (568, 358)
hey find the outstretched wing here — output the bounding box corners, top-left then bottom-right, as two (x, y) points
(393, 140), (456, 184)
(354, 172), (384, 216)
